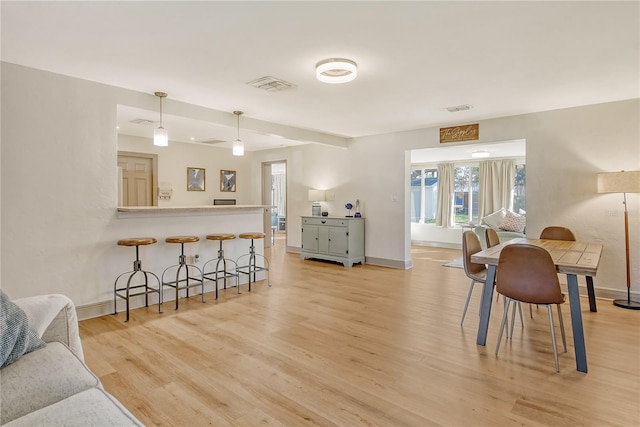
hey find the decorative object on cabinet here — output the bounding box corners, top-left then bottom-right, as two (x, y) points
(354, 199), (361, 218)
(220, 170), (236, 192)
(153, 91), (168, 146)
(597, 170), (640, 310)
(308, 189), (325, 216)
(345, 202), (353, 217)
(300, 216), (365, 267)
(187, 167), (205, 191)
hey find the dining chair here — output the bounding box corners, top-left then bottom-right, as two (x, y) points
(540, 226), (576, 241)
(461, 231), (486, 325)
(495, 244), (567, 372)
(485, 228), (501, 249)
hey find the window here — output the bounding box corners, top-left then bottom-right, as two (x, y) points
(411, 161), (525, 225)
(410, 168), (438, 223)
(454, 165), (479, 225)
(513, 163), (526, 213)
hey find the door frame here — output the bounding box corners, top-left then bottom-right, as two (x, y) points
(261, 160), (287, 249)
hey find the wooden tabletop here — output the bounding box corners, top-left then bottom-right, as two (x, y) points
(471, 238), (603, 276)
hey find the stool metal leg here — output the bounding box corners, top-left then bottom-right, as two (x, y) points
(114, 245), (162, 322)
(162, 243), (204, 310)
(236, 238), (270, 292)
(203, 241), (239, 298)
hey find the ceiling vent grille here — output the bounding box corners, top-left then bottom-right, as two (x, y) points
(445, 104), (473, 113)
(197, 139), (226, 145)
(247, 76), (296, 92)
(130, 118), (156, 125)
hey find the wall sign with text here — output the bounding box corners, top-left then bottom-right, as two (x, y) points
(439, 123), (479, 143)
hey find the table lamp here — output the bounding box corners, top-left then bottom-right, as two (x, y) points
(597, 170), (640, 309)
(308, 189), (326, 216)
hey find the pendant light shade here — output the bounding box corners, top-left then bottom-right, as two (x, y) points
(233, 111), (244, 156)
(154, 92), (168, 146)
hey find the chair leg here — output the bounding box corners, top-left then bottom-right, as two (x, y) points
(495, 298), (512, 355)
(461, 279), (475, 325)
(557, 304), (567, 353)
(547, 304), (560, 373)
(508, 300), (518, 339)
(529, 303), (533, 319)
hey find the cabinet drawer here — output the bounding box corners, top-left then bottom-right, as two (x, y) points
(302, 217), (348, 227)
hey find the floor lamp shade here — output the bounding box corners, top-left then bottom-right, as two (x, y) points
(597, 170), (640, 309)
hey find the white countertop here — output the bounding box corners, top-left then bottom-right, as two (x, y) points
(117, 205), (269, 218)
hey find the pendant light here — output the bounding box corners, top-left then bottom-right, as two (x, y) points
(153, 92), (168, 146)
(233, 110), (244, 156)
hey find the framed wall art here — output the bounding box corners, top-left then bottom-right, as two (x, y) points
(187, 167), (205, 191)
(220, 170), (236, 192)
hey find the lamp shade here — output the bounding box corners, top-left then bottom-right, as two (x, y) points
(154, 127), (168, 147)
(308, 189), (326, 201)
(597, 171), (640, 193)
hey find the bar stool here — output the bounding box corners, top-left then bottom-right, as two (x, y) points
(162, 236), (204, 309)
(113, 237), (162, 322)
(203, 233), (239, 299)
(236, 232), (270, 292)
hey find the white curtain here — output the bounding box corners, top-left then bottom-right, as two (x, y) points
(478, 159), (515, 218)
(272, 173), (286, 217)
(436, 163), (455, 227)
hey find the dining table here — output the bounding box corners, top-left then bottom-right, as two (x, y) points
(471, 237), (603, 373)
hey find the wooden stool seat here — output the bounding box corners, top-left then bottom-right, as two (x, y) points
(206, 234), (236, 241)
(114, 237), (161, 322)
(117, 237), (157, 246)
(239, 232), (265, 240)
(166, 236), (200, 244)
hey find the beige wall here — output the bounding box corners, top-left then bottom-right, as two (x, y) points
(2, 61), (638, 314)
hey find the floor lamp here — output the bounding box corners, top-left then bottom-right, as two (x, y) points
(597, 170), (640, 309)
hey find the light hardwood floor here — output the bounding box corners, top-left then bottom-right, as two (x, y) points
(80, 238), (640, 426)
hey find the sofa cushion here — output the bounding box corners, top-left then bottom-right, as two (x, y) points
(0, 291), (45, 368)
(480, 208), (506, 229)
(499, 210), (526, 233)
(3, 388), (143, 427)
(0, 342), (99, 424)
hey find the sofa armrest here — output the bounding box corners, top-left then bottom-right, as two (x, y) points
(13, 294), (84, 361)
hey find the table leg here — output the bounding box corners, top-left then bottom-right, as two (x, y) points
(586, 276), (597, 312)
(567, 273), (587, 373)
(476, 264), (496, 346)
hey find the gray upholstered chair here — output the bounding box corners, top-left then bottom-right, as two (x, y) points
(495, 244), (567, 372)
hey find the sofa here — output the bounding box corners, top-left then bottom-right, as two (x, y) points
(0, 293), (143, 426)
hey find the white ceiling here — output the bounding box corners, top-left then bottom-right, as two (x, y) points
(2, 1), (638, 152)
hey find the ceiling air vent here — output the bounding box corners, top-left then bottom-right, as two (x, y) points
(247, 76), (296, 92)
(197, 139), (226, 145)
(445, 104), (473, 113)
(130, 118), (156, 125)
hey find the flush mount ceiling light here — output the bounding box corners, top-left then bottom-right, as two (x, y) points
(232, 111), (244, 156)
(471, 150), (490, 158)
(153, 91), (168, 146)
(316, 58), (357, 84)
